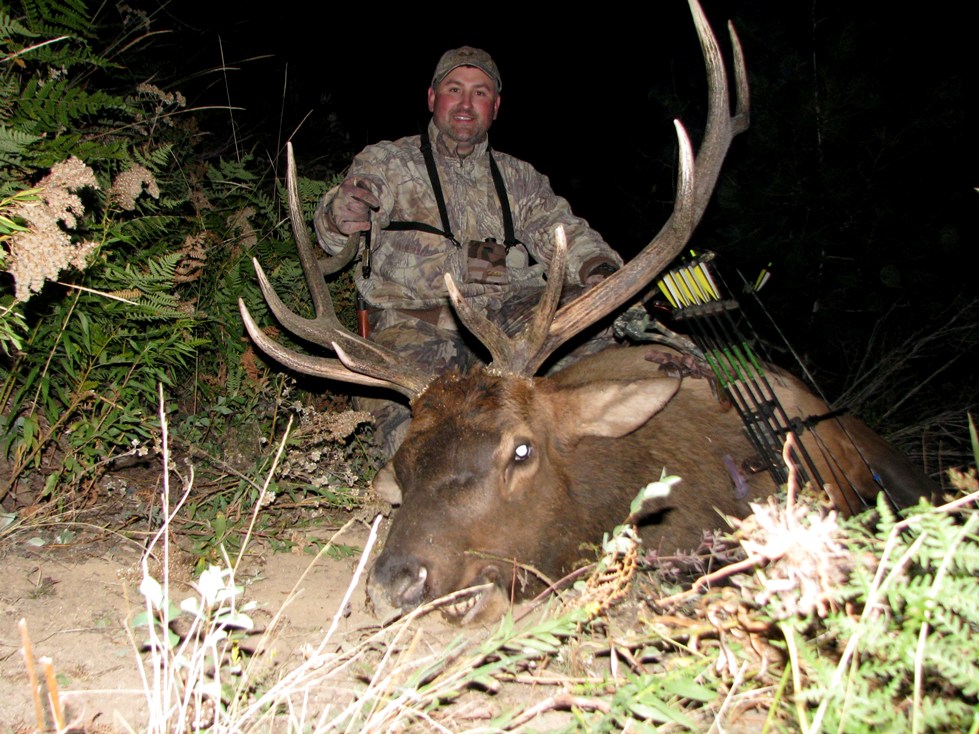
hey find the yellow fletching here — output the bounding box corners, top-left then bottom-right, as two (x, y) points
(693, 264), (719, 300)
(657, 280), (678, 309)
(677, 268), (703, 305)
(663, 273), (686, 307)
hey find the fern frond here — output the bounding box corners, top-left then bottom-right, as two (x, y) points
(134, 143), (174, 172)
(293, 175), (331, 221)
(916, 695), (978, 732)
(25, 133), (129, 168)
(112, 215), (183, 244)
(208, 157), (259, 186)
(16, 77), (125, 134)
(0, 10), (38, 39)
(0, 124), (40, 166)
(21, 0), (94, 38)
(941, 575), (979, 627)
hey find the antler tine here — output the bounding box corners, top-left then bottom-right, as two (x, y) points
(444, 225), (568, 373)
(318, 234), (359, 277)
(444, 273), (509, 365)
(278, 142), (364, 353)
(239, 142), (434, 399)
(523, 0), (749, 373)
(238, 297), (413, 395)
(518, 226), (567, 366)
(690, 9), (749, 219)
(249, 255), (336, 351)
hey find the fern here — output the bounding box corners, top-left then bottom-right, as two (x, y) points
(16, 77), (125, 133)
(793, 495), (979, 733)
(292, 174), (331, 220)
(0, 124), (40, 166)
(95, 253), (199, 318)
(35, 134), (131, 168)
(1, 0), (349, 513)
(112, 214), (183, 244)
(0, 76), (22, 120)
(5, 0), (112, 81)
(0, 10), (37, 39)
(207, 157), (260, 187)
(134, 143), (175, 172)
(20, 0), (93, 39)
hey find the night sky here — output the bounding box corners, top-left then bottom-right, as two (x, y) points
(152, 1), (971, 256)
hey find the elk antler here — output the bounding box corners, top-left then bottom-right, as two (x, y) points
(447, 0), (750, 376)
(237, 143), (434, 399)
(241, 0), (747, 399)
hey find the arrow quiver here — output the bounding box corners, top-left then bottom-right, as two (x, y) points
(650, 253), (826, 490)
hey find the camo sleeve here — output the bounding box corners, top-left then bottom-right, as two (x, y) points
(313, 144), (402, 256)
(313, 128), (623, 311)
(499, 154), (623, 284)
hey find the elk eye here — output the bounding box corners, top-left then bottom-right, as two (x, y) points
(514, 443), (532, 462)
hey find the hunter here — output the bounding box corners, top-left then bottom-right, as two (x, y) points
(314, 46), (622, 457)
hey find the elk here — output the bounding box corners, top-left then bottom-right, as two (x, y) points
(239, 1), (934, 623)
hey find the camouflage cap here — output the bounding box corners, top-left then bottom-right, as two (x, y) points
(432, 47), (502, 92)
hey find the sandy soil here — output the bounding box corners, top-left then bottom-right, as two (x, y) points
(0, 516), (477, 732)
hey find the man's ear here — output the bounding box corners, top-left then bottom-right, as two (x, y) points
(427, 86), (436, 113)
(493, 94), (501, 120)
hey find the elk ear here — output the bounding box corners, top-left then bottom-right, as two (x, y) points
(559, 377), (681, 439)
(372, 462), (403, 506)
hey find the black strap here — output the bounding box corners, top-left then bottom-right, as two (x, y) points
(384, 220), (452, 238)
(416, 128), (460, 247)
(381, 129), (521, 249)
(487, 149), (519, 248)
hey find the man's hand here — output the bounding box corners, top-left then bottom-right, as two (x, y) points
(331, 177), (380, 235)
(583, 261), (618, 287)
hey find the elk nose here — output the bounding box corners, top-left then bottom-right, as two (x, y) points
(370, 554), (429, 611)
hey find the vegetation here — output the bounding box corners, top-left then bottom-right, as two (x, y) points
(19, 416), (979, 732)
(0, 0), (367, 561)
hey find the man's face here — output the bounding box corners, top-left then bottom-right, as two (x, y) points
(428, 66), (501, 154)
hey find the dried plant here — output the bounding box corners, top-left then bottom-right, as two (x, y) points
(4, 157), (99, 301)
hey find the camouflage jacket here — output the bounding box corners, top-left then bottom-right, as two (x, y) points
(314, 119), (622, 316)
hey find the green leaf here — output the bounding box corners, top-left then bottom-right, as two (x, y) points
(629, 698), (695, 727)
(661, 677), (716, 702)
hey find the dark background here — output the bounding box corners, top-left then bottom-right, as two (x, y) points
(150, 0), (971, 253)
(139, 0), (974, 440)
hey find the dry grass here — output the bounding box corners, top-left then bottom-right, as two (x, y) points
(13, 405), (978, 733)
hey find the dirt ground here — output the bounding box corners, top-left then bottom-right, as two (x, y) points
(0, 515), (491, 733)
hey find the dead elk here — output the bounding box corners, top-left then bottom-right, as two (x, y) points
(368, 344), (933, 622)
(238, 0), (934, 624)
